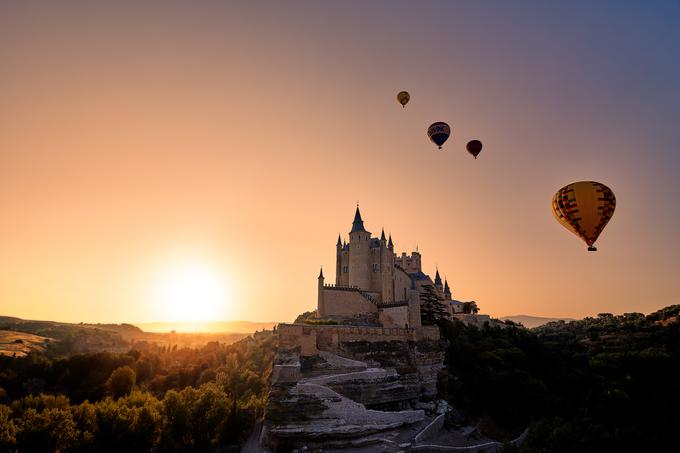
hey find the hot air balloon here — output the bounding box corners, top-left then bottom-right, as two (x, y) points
(466, 140), (483, 159)
(397, 91), (410, 108)
(551, 181), (616, 251)
(427, 122), (450, 149)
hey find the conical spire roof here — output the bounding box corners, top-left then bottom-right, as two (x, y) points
(337, 234), (342, 246)
(444, 278), (450, 291)
(318, 267), (324, 279)
(350, 206), (367, 233)
(381, 228), (386, 241)
(388, 234), (393, 248)
(434, 268), (442, 286)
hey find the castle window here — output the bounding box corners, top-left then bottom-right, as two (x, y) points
(343, 266), (348, 273)
(373, 263), (379, 272)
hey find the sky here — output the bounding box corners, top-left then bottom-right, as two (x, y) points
(1, 1), (679, 324)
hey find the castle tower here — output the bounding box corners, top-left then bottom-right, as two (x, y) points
(335, 234), (342, 285)
(380, 228), (394, 302)
(444, 278), (452, 300)
(348, 206), (371, 290)
(317, 267), (325, 318)
(412, 249), (422, 272)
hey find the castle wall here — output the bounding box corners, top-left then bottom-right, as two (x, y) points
(279, 325), (319, 355)
(381, 245), (394, 303)
(379, 305), (409, 327)
(338, 249), (350, 286)
(322, 287), (377, 321)
(277, 324), (441, 357)
(408, 291), (422, 328)
(369, 247), (382, 294)
(394, 267), (412, 302)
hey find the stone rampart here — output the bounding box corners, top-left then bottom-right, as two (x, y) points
(379, 304), (409, 327)
(322, 287), (378, 320)
(278, 324), (440, 357)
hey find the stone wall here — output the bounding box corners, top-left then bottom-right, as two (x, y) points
(322, 287), (377, 320)
(394, 266), (413, 302)
(279, 325), (320, 355)
(379, 304), (409, 327)
(278, 324), (441, 356)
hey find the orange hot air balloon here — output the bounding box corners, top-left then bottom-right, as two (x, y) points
(551, 181), (616, 251)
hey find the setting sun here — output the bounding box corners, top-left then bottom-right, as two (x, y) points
(150, 261), (230, 323)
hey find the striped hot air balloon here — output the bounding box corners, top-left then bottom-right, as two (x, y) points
(427, 122), (450, 149)
(551, 181), (616, 251)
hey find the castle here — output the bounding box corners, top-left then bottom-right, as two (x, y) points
(317, 206), (463, 328)
(265, 208), (475, 449)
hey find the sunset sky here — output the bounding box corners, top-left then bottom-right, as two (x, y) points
(1, 1), (679, 324)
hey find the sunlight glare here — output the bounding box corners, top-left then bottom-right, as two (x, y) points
(150, 261), (229, 322)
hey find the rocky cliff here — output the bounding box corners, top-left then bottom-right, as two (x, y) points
(261, 327), (446, 451)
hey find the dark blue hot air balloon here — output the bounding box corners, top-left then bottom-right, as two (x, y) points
(427, 122), (450, 149)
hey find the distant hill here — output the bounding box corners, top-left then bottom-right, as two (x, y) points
(134, 320), (278, 333)
(500, 315), (574, 328)
(0, 315), (255, 354)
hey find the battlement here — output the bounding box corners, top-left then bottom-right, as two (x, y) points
(394, 251), (422, 273)
(278, 323), (439, 356)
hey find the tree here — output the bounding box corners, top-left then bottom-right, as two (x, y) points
(15, 408), (79, 453)
(420, 285), (447, 325)
(106, 366), (136, 399)
(463, 301), (479, 314)
(0, 405), (16, 452)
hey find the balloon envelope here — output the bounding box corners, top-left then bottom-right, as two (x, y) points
(427, 122), (451, 149)
(397, 91), (410, 107)
(466, 140), (483, 159)
(551, 181), (616, 251)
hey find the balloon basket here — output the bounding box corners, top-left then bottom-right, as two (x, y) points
(588, 246), (597, 252)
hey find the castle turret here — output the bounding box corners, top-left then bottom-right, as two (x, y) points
(317, 267), (325, 318)
(434, 268), (443, 289)
(380, 228), (393, 302)
(348, 206), (371, 290)
(444, 278), (452, 300)
(336, 234), (342, 285)
(412, 250), (422, 272)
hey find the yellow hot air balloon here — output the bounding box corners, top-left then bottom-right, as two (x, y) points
(551, 181), (616, 251)
(397, 91), (410, 108)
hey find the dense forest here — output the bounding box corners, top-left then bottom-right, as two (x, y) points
(439, 305), (680, 452)
(0, 331), (275, 452)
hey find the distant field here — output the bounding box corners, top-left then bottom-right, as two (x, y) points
(134, 320), (278, 333)
(0, 330), (53, 357)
